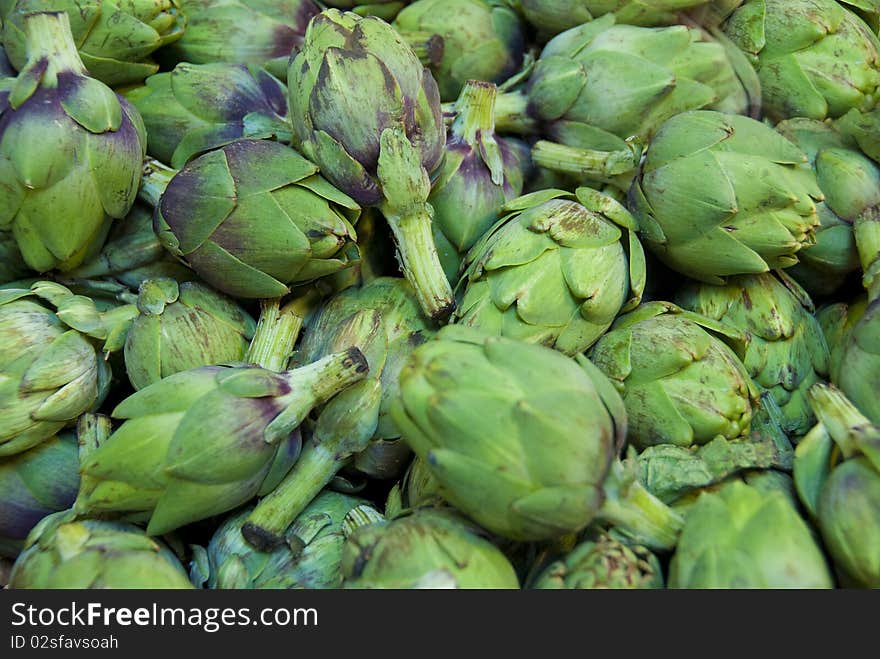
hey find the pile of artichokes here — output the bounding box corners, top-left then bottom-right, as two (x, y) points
(1, 0), (879, 590)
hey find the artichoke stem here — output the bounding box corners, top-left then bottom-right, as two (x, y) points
(492, 90), (537, 135)
(453, 80), (498, 144)
(855, 205), (880, 303)
(382, 203), (455, 320)
(808, 384), (879, 464)
(398, 30), (444, 67)
(247, 298), (309, 371)
(23, 12), (87, 76)
(531, 140), (642, 180)
(241, 443), (341, 551)
(597, 463), (684, 552)
(138, 159), (178, 207)
(76, 414), (112, 463)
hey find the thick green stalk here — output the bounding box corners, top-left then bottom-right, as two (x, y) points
(398, 30), (444, 67)
(138, 159), (178, 207)
(246, 297), (313, 372)
(531, 139), (642, 180)
(492, 90), (537, 134)
(23, 12), (87, 77)
(241, 442), (340, 551)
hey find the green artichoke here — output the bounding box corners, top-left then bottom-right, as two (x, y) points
(455, 187), (645, 356)
(191, 491), (382, 589)
(2, 0), (186, 86)
(341, 509), (520, 588)
(241, 278), (434, 550)
(668, 481), (833, 588)
(518, 1), (710, 37)
(818, 295), (868, 385)
(794, 384), (880, 587)
(675, 273), (829, 438)
(0, 281), (134, 457)
(834, 298), (880, 423)
(775, 118), (880, 297)
(164, 0), (320, 78)
(531, 530), (664, 589)
(125, 62), (291, 169)
(124, 278), (256, 391)
(144, 140), (360, 300)
(288, 9), (453, 319)
(62, 202), (195, 290)
(0, 11), (146, 273)
(722, 0), (880, 122)
(836, 106), (880, 165)
(629, 110), (823, 283)
(0, 431), (79, 558)
(392, 0), (524, 102)
(391, 325), (683, 547)
(430, 80), (530, 282)
(590, 302), (757, 450)
(74, 348), (369, 536)
(8, 514), (193, 588)
(489, 14), (756, 186)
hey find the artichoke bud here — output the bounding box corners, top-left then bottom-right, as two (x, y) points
(669, 480), (834, 588)
(0, 281), (135, 456)
(8, 516), (193, 589)
(3, 1), (186, 86)
(590, 301), (757, 450)
(531, 530), (664, 589)
(149, 140), (360, 300)
(74, 349), (369, 536)
(392, 0), (525, 102)
(191, 491), (380, 589)
(429, 80), (530, 282)
(123, 278), (257, 390)
(341, 509), (520, 588)
(0, 432), (79, 558)
(0, 11), (146, 273)
(722, 0), (880, 122)
(519, 0), (711, 37)
(125, 62), (292, 168)
(456, 187), (645, 355)
(630, 111), (823, 283)
(288, 9), (453, 320)
(675, 272), (830, 438)
(166, 0), (320, 76)
(835, 298), (880, 424)
(323, 1), (409, 21)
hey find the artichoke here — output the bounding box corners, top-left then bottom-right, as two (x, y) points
(324, 1), (410, 20)
(430, 80), (530, 282)
(144, 140), (360, 300)
(834, 298), (880, 423)
(391, 325), (683, 547)
(125, 62), (291, 169)
(775, 118), (880, 297)
(590, 302), (757, 450)
(0, 431), (79, 558)
(0, 11), (146, 273)
(74, 349), (369, 536)
(191, 491), (382, 589)
(62, 202), (195, 290)
(721, 0), (880, 122)
(668, 481), (833, 588)
(8, 514), (193, 588)
(2, 0), (186, 86)
(531, 530), (664, 589)
(0, 281), (134, 456)
(392, 0), (524, 102)
(488, 14), (756, 186)
(124, 278), (256, 391)
(817, 295), (868, 385)
(517, 1), (711, 36)
(288, 9), (453, 319)
(836, 106), (880, 165)
(341, 509), (520, 588)
(164, 0), (320, 78)
(629, 110), (823, 283)
(794, 384), (880, 587)
(455, 187), (645, 356)
(675, 273), (829, 438)
(241, 278), (434, 550)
